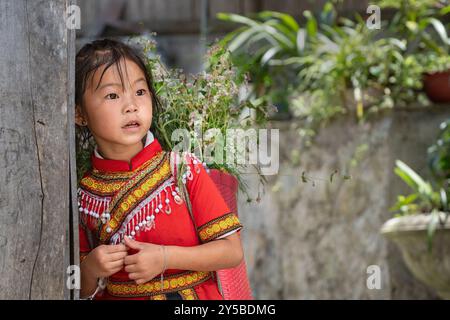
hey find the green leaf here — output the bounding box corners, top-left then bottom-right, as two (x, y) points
(258, 11), (300, 32)
(257, 24), (295, 49)
(440, 188), (448, 212)
(427, 210), (440, 253)
(261, 46), (282, 65)
(303, 10), (318, 38)
(218, 25), (248, 47)
(406, 21), (418, 33)
(389, 193), (419, 212)
(394, 160), (433, 196)
(296, 29), (306, 52)
(440, 5), (450, 15)
(216, 12), (259, 27)
(265, 19), (297, 44)
(427, 18), (450, 46)
(227, 28), (260, 52)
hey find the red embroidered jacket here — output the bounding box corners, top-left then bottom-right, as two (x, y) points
(78, 132), (243, 300)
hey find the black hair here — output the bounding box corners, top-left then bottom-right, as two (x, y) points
(75, 38), (161, 117)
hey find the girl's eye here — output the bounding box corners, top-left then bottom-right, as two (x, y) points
(105, 93), (119, 100)
(136, 89), (146, 96)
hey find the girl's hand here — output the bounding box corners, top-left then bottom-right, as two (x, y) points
(83, 244), (128, 278)
(123, 237), (165, 284)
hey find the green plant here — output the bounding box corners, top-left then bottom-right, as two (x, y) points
(391, 160), (449, 249)
(375, 0), (450, 69)
(428, 119), (450, 184)
(139, 37), (270, 200)
(391, 160), (447, 215)
(216, 8), (327, 117)
(289, 13), (431, 148)
(297, 3), (446, 110)
(391, 119), (450, 249)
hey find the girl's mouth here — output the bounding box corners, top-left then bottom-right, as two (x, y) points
(122, 121), (141, 131)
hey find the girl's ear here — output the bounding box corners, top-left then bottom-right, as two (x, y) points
(75, 105), (87, 126)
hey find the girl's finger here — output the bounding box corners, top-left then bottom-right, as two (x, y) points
(124, 254), (139, 265)
(128, 272), (141, 280)
(108, 251), (128, 262)
(124, 264), (139, 273)
(106, 244), (128, 253)
(107, 259), (125, 270)
(135, 278), (148, 285)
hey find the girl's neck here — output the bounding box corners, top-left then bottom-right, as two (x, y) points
(96, 141), (144, 164)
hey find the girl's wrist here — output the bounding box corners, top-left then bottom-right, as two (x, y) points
(81, 254), (100, 280)
(164, 245), (184, 271)
(160, 245), (168, 273)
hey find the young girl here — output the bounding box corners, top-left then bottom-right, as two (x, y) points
(75, 39), (244, 300)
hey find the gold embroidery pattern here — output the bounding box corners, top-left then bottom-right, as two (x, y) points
(198, 212), (243, 243)
(92, 151), (165, 179)
(106, 271), (212, 298)
(79, 152), (166, 197)
(79, 177), (125, 196)
(99, 154), (172, 243)
(149, 294), (167, 300)
(179, 288), (199, 300)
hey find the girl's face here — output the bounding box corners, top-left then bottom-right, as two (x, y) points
(76, 58), (153, 158)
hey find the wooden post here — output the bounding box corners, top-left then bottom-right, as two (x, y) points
(0, 0), (76, 299)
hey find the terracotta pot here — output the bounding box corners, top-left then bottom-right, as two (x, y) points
(423, 71), (450, 103)
(208, 169), (254, 300)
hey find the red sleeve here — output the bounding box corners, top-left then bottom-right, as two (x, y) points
(79, 210), (99, 263)
(184, 153), (243, 243)
(79, 221), (92, 263)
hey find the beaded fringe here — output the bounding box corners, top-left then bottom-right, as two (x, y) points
(77, 178), (184, 244)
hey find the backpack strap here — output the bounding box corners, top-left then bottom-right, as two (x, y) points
(169, 151), (201, 241)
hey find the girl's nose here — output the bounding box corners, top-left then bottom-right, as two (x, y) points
(124, 103), (138, 113)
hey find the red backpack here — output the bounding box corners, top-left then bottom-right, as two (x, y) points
(170, 151), (253, 300)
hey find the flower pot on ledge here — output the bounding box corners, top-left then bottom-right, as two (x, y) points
(381, 213), (450, 299)
(424, 71), (450, 103)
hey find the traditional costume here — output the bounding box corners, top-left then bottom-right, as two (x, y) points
(78, 131), (243, 300)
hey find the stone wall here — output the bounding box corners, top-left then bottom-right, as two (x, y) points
(238, 106), (450, 299)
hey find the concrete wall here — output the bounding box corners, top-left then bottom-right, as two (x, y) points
(239, 106), (450, 299)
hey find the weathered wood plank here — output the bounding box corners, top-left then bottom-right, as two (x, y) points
(68, 0), (79, 301)
(0, 0), (72, 299)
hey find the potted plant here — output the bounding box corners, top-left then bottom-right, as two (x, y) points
(216, 6), (332, 120)
(375, 0), (450, 103)
(422, 53), (450, 103)
(381, 119), (450, 299)
(139, 37), (269, 197)
(218, 3), (412, 147)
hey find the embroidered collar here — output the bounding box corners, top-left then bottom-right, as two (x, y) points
(91, 131), (163, 172)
